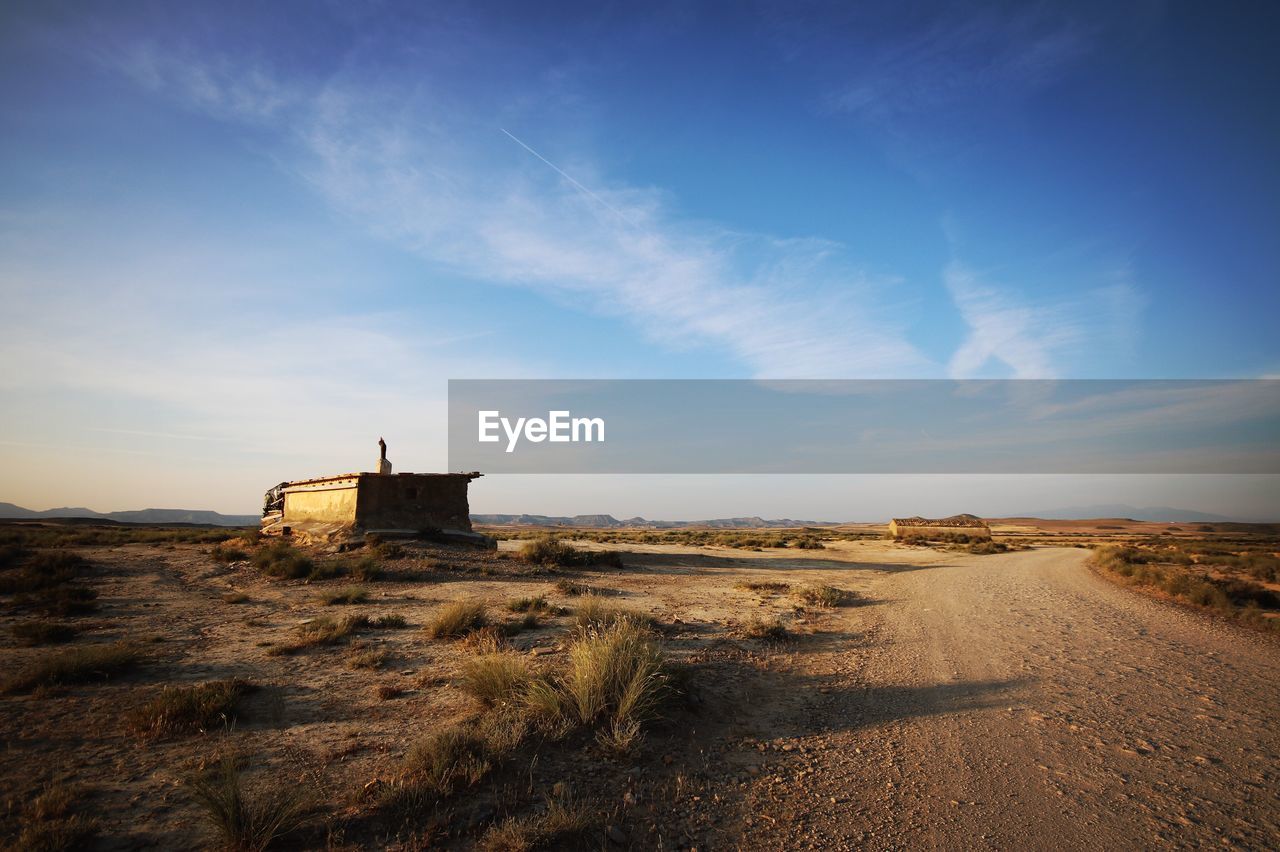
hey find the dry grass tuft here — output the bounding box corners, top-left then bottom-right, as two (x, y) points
(211, 544), (249, 563)
(796, 584), (860, 608)
(251, 542), (314, 579)
(5, 782), (98, 851)
(375, 684), (402, 701)
(11, 620), (78, 646)
(424, 601), (488, 640)
(573, 595), (656, 633)
(742, 616), (792, 644)
(186, 759), (310, 852)
(522, 620), (668, 748)
(267, 615), (371, 655)
(520, 536), (623, 569)
(479, 794), (596, 851)
(460, 651), (531, 706)
(506, 595), (553, 613)
(2, 641), (143, 694)
(320, 585), (369, 606)
(735, 580), (792, 593)
(346, 643), (391, 670)
(128, 679), (255, 739)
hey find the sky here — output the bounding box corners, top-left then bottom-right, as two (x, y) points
(1, 0), (1277, 520)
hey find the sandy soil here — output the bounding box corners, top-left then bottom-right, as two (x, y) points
(1, 538), (1276, 849)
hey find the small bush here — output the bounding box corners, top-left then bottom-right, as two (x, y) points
(796, 584), (859, 608)
(520, 536), (622, 569)
(29, 584), (99, 617)
(268, 615), (370, 655)
(460, 652), (531, 706)
(211, 544), (249, 563)
(3, 642), (142, 694)
(0, 551), (89, 594)
(0, 542), (27, 568)
(554, 580), (593, 597)
(321, 585), (369, 606)
(480, 795), (595, 851)
(128, 679), (255, 738)
(969, 541), (1009, 555)
(789, 535), (824, 550)
(742, 617), (791, 644)
(350, 556), (383, 582)
(560, 621), (668, 735)
(346, 643), (391, 670)
(425, 601), (487, 640)
(735, 580), (791, 593)
(252, 542), (313, 579)
(7, 783), (97, 851)
(372, 613), (407, 629)
(376, 684), (402, 700)
(506, 595), (551, 613)
(12, 620), (78, 646)
(404, 727), (492, 795)
(573, 595), (656, 633)
(187, 759), (310, 852)
(374, 542), (407, 561)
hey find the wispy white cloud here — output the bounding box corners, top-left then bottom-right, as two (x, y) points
(99, 39), (933, 380)
(944, 260), (1144, 379)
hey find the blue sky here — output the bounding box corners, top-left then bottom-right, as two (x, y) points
(1, 1), (1277, 518)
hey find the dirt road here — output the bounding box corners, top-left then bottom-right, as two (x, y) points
(726, 546), (1280, 850)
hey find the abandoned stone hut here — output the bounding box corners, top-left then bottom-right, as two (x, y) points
(261, 441), (483, 542)
(888, 514), (992, 540)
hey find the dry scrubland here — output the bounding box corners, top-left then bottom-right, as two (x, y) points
(1, 519), (1278, 850)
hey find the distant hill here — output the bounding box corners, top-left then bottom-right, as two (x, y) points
(1020, 504), (1233, 523)
(470, 513), (834, 529)
(0, 502), (258, 527)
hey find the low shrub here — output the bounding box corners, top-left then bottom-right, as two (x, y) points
(349, 556), (383, 582)
(506, 595), (552, 613)
(321, 585), (369, 606)
(561, 620), (668, 733)
(372, 613), (407, 629)
(460, 651), (531, 706)
(6, 783), (97, 851)
(520, 536), (623, 569)
(479, 794), (595, 851)
(735, 580), (791, 593)
(268, 615), (371, 655)
(404, 727), (493, 795)
(573, 595), (656, 633)
(796, 584), (859, 608)
(186, 759), (310, 852)
(211, 544), (249, 563)
(252, 542), (313, 579)
(12, 620), (78, 646)
(425, 601), (488, 640)
(742, 616), (791, 644)
(128, 679), (255, 738)
(346, 643), (391, 670)
(3, 641), (143, 694)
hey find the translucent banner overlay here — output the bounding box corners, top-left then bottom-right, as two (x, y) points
(448, 380), (1280, 474)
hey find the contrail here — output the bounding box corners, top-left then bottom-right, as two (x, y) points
(500, 127), (640, 228)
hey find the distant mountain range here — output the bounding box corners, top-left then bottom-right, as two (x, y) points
(470, 514), (834, 529)
(1018, 504), (1234, 523)
(2, 501), (1258, 529)
(0, 502), (259, 527)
